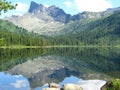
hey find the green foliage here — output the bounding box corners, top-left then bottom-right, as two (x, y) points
(0, 38), (4, 46)
(102, 79), (120, 90)
(0, 0), (17, 15)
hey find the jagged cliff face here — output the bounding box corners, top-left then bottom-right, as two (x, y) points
(4, 1), (120, 36)
(28, 1), (71, 23)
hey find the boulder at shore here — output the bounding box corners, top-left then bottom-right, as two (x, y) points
(43, 88), (60, 90)
(61, 83), (83, 90)
(49, 83), (59, 88)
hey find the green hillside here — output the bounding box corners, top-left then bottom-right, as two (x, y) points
(51, 12), (120, 46)
(0, 19), (49, 46)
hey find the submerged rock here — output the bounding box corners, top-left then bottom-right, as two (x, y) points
(61, 83), (83, 90)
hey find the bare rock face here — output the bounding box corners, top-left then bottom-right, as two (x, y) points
(61, 84), (83, 90)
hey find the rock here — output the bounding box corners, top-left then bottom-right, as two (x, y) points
(42, 88), (60, 90)
(49, 83), (59, 88)
(61, 84), (83, 90)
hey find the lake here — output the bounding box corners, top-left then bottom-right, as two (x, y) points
(0, 47), (120, 90)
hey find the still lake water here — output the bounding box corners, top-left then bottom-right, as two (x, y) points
(0, 47), (120, 90)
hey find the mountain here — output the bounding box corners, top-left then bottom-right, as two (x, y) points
(0, 19), (50, 46)
(5, 13), (64, 36)
(106, 7), (120, 13)
(4, 1), (66, 36)
(4, 1), (120, 36)
(52, 12), (120, 45)
(28, 1), (71, 23)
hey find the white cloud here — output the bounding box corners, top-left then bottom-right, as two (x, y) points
(74, 0), (112, 12)
(11, 80), (27, 88)
(64, 1), (72, 8)
(16, 2), (29, 12)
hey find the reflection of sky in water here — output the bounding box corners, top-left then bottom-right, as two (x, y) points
(0, 72), (106, 90)
(0, 72), (30, 90)
(35, 76), (106, 90)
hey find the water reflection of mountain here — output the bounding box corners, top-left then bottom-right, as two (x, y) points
(0, 47), (120, 88)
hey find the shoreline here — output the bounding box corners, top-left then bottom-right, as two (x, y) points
(0, 45), (120, 49)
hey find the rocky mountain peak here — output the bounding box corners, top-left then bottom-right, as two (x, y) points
(47, 5), (71, 23)
(28, 1), (46, 14)
(28, 1), (71, 23)
(106, 7), (120, 13)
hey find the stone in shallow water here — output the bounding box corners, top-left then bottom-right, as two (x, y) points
(61, 83), (83, 90)
(42, 88), (60, 90)
(49, 83), (59, 88)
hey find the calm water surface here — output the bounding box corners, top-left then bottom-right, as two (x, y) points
(0, 47), (120, 89)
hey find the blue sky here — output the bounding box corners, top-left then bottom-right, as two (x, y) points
(1, 0), (120, 18)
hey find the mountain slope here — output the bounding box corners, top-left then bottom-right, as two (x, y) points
(0, 19), (50, 46)
(54, 12), (120, 45)
(5, 1), (120, 36)
(4, 1), (66, 36)
(5, 13), (64, 36)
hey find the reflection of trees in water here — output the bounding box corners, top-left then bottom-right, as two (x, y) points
(0, 47), (120, 88)
(46, 47), (120, 78)
(0, 48), (48, 70)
